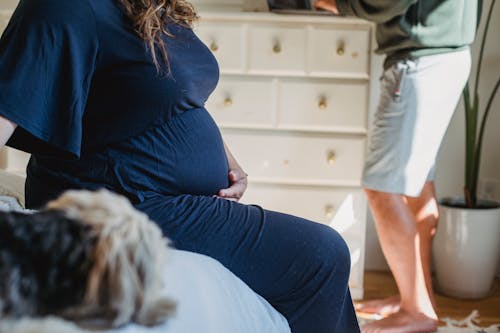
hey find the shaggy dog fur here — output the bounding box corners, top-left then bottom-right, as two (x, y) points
(0, 189), (176, 330)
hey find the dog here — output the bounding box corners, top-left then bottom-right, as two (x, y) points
(0, 189), (176, 330)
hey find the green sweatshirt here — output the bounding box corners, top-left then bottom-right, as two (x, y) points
(335, 0), (480, 69)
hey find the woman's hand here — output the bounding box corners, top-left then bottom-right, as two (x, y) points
(218, 142), (248, 201)
(218, 168), (248, 201)
(314, 0), (339, 14)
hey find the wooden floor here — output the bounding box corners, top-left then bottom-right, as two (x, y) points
(363, 271), (500, 327)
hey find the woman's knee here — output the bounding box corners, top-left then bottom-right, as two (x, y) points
(305, 223), (351, 282)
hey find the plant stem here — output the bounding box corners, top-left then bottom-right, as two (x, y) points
(474, 0), (496, 97)
(463, 85), (472, 207)
(473, 76), (500, 204)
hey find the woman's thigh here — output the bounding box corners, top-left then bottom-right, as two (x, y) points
(136, 194), (358, 332)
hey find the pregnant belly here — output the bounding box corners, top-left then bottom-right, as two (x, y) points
(91, 108), (230, 197)
(152, 109), (229, 195)
(170, 110), (230, 195)
(29, 108), (230, 199)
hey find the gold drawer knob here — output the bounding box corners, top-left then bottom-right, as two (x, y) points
(210, 41), (219, 52)
(273, 41), (282, 54)
(318, 97), (328, 110)
(325, 205), (336, 219)
(326, 150), (336, 165)
(224, 97), (233, 107)
(336, 42), (345, 56)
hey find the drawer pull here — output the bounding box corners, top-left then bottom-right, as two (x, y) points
(325, 205), (336, 219)
(326, 150), (336, 165)
(336, 42), (345, 56)
(273, 41), (282, 54)
(210, 41), (219, 52)
(318, 97), (328, 110)
(224, 97), (233, 107)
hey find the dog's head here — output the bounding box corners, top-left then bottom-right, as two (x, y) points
(0, 210), (95, 318)
(0, 189), (175, 328)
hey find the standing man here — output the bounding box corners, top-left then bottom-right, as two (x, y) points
(314, 1), (480, 332)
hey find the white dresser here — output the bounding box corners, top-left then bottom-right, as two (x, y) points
(194, 5), (372, 299)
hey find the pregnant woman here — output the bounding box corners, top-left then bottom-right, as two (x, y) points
(0, 0), (359, 331)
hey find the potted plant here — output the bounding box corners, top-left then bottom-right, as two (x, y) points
(433, 0), (500, 299)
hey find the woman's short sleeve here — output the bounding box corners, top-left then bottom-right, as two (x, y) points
(0, 0), (99, 158)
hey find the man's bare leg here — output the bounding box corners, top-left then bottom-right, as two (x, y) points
(360, 188), (438, 333)
(356, 182), (438, 318)
(405, 181), (439, 311)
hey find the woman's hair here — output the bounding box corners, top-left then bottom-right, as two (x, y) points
(118, 0), (198, 72)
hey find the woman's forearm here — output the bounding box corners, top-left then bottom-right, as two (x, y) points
(223, 141), (242, 172)
(0, 115), (17, 149)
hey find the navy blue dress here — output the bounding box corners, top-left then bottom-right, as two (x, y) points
(0, 0), (359, 331)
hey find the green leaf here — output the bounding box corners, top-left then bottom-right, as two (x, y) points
(463, 0), (497, 207)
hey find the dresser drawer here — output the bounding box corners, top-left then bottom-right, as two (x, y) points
(308, 27), (370, 78)
(248, 25), (306, 75)
(242, 183), (366, 237)
(222, 130), (365, 185)
(195, 22), (245, 73)
(206, 77), (276, 128)
(278, 79), (368, 133)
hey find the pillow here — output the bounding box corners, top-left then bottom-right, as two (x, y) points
(0, 169), (25, 207)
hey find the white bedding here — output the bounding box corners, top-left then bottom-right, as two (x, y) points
(0, 169), (291, 333)
(105, 249), (290, 333)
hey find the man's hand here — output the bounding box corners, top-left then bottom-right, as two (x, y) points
(218, 169), (248, 201)
(314, 0), (339, 14)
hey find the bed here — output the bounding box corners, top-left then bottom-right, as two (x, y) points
(0, 169), (291, 333)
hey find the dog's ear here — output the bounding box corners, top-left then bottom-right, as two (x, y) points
(85, 190), (176, 327)
(124, 216), (176, 326)
(49, 189), (176, 327)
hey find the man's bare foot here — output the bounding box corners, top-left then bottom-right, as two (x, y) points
(355, 296), (401, 317)
(361, 310), (438, 333)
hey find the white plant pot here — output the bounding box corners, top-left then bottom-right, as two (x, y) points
(433, 198), (500, 299)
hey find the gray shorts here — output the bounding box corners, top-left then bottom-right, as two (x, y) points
(362, 49), (471, 197)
